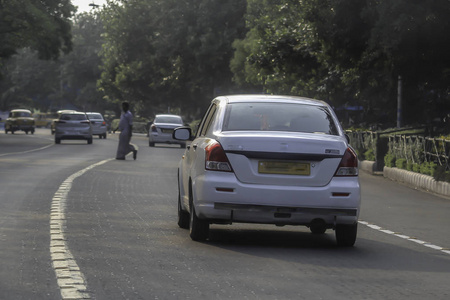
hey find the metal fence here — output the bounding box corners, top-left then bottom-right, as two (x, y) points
(347, 130), (450, 172)
(388, 135), (450, 171)
(347, 131), (379, 159)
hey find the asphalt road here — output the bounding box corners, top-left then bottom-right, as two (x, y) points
(0, 128), (449, 300)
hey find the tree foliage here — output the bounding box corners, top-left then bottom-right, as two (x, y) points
(232, 0), (450, 126)
(0, 13), (104, 112)
(1, 0), (449, 127)
(98, 0), (247, 118)
(0, 0), (75, 62)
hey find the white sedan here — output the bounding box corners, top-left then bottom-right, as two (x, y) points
(174, 95), (360, 246)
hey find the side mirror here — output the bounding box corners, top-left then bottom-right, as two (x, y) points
(173, 126), (192, 141)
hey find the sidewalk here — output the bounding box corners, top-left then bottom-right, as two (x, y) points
(359, 160), (450, 198)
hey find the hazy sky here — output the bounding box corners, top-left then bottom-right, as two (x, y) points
(72, 0), (108, 13)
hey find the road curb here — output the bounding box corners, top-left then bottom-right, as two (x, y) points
(359, 160), (450, 197)
(359, 160), (376, 174)
(383, 166), (450, 197)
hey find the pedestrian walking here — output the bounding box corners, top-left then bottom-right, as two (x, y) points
(115, 102), (137, 160)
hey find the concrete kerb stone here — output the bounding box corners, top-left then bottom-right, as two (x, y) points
(359, 160), (450, 198)
(359, 160), (376, 174)
(383, 166), (450, 197)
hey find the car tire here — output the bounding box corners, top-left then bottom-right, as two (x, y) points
(335, 223), (357, 247)
(103, 133), (107, 139)
(55, 138), (61, 144)
(178, 173), (190, 229)
(180, 143), (186, 149)
(178, 197), (190, 229)
(149, 142), (155, 147)
(87, 138), (93, 144)
(189, 205), (209, 241)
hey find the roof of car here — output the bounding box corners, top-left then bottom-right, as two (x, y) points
(11, 109), (32, 113)
(216, 95), (329, 106)
(155, 114), (182, 117)
(60, 111), (85, 115)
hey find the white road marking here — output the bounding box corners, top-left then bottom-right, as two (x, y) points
(359, 220), (449, 255)
(0, 144), (53, 157)
(50, 159), (113, 299)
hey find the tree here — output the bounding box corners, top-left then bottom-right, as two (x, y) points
(231, 0), (450, 126)
(98, 0), (247, 118)
(0, 12), (106, 113)
(0, 0), (75, 63)
(60, 12), (105, 112)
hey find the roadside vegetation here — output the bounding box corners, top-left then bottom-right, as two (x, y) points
(1, 0), (449, 127)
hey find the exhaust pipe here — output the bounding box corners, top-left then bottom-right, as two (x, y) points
(309, 218), (327, 234)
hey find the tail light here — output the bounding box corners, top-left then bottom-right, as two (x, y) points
(151, 124), (157, 132)
(102, 121), (106, 126)
(205, 141), (233, 172)
(334, 147), (358, 176)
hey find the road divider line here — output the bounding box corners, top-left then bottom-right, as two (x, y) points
(359, 220), (450, 255)
(0, 144), (53, 157)
(50, 158), (114, 299)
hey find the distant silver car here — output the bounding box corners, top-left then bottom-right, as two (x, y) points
(54, 111), (93, 144)
(174, 95), (361, 246)
(149, 114), (186, 148)
(86, 112), (107, 139)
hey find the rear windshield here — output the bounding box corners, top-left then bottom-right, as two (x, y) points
(60, 114), (87, 121)
(155, 116), (182, 124)
(87, 113), (103, 120)
(222, 103), (339, 135)
(12, 111), (31, 117)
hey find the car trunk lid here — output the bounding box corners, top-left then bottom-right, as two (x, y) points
(218, 132), (347, 187)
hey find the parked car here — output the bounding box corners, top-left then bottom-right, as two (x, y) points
(149, 114), (186, 148)
(51, 110), (76, 134)
(54, 111), (93, 144)
(174, 95), (361, 246)
(86, 112), (107, 139)
(4, 109), (35, 134)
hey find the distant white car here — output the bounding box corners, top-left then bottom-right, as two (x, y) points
(54, 111), (93, 144)
(86, 112), (107, 139)
(149, 114), (186, 148)
(174, 95), (361, 246)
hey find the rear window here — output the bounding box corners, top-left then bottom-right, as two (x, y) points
(222, 103), (338, 135)
(155, 116), (183, 124)
(87, 113), (103, 120)
(12, 111), (31, 117)
(60, 114), (87, 121)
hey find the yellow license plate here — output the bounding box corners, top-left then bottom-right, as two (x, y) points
(258, 161), (310, 175)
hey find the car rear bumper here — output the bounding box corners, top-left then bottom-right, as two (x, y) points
(92, 128), (107, 135)
(55, 130), (92, 140)
(10, 125), (35, 130)
(192, 173), (360, 226)
(149, 133), (184, 144)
